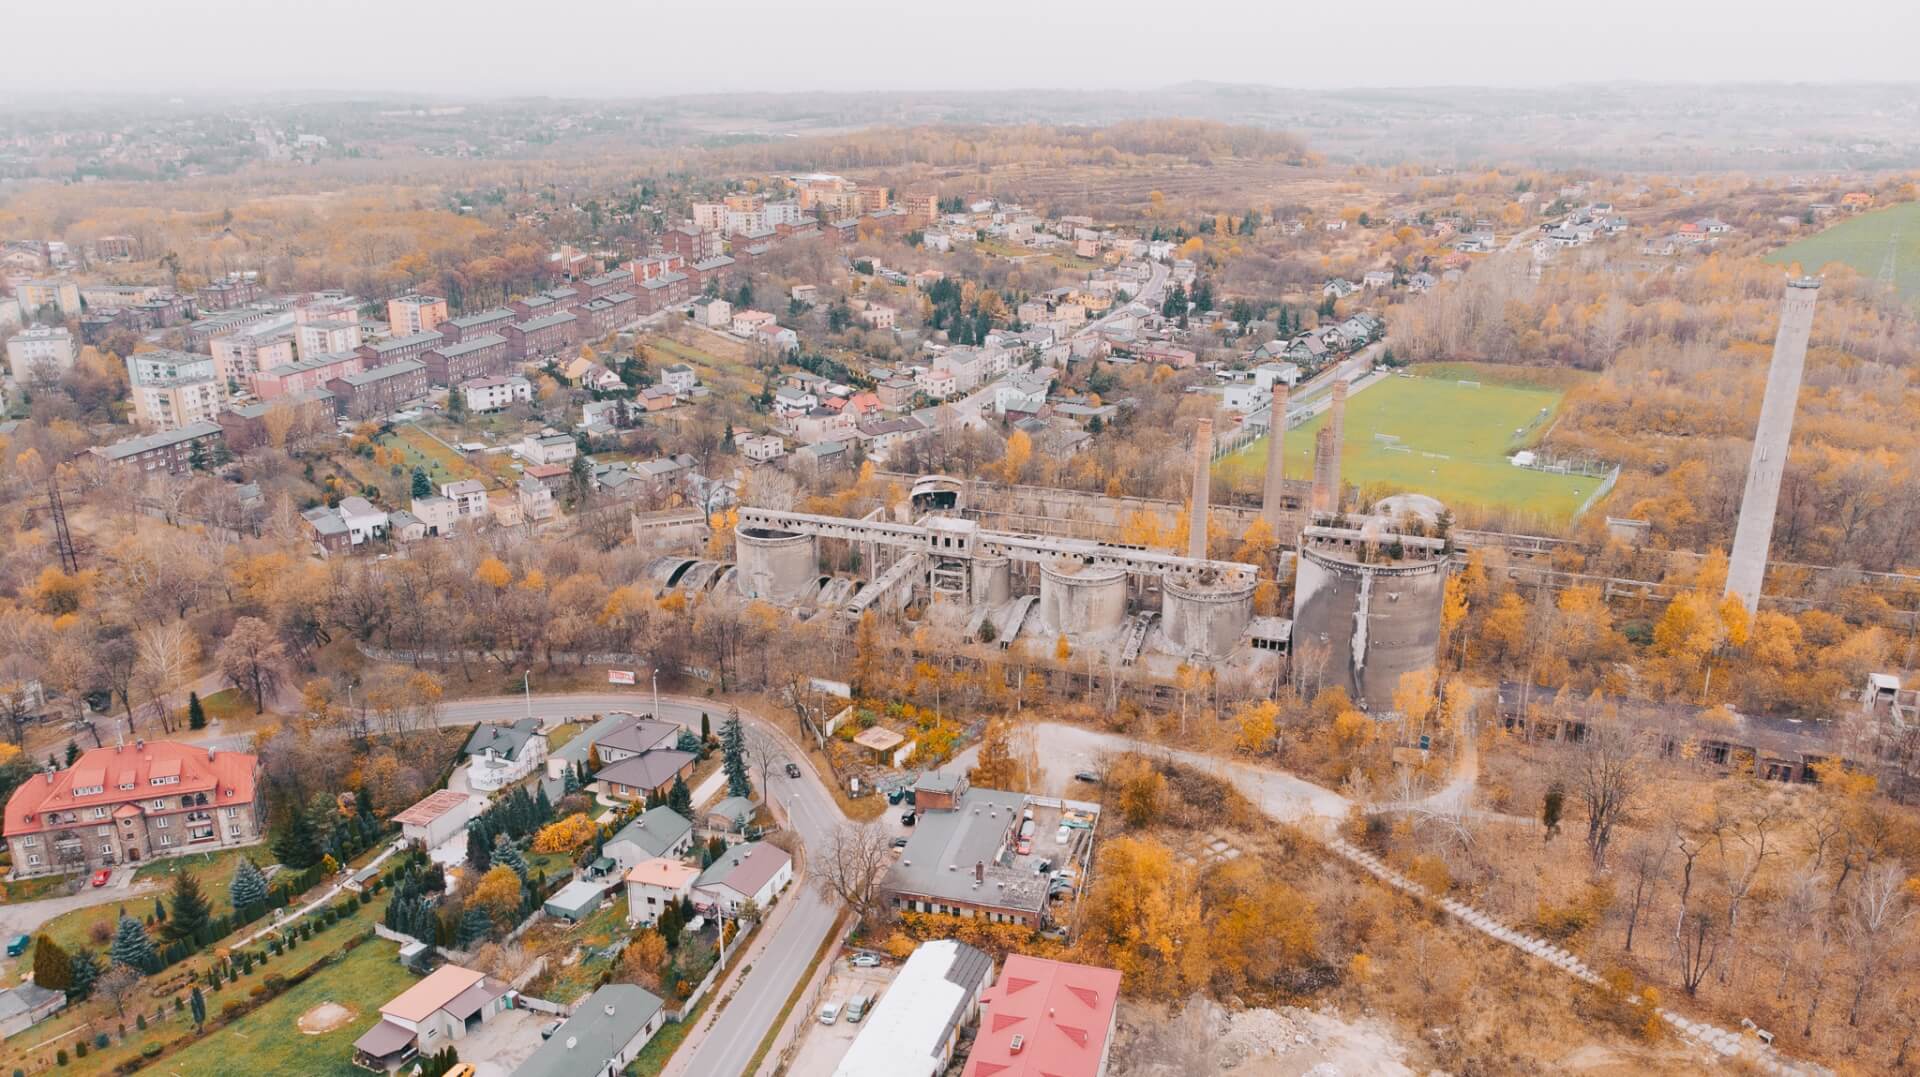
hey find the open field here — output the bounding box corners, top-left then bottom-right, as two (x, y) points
(379, 423), (486, 487)
(1216, 367), (1602, 521)
(1767, 201), (1920, 306)
(646, 333), (761, 400)
(154, 936), (416, 1077)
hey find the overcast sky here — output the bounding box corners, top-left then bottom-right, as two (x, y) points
(8, 0), (1916, 97)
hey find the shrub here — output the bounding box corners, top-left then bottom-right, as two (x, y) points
(249, 985), (267, 999)
(136, 1013), (147, 1030)
(220, 1001), (243, 1019)
(55, 1050), (68, 1066)
(74, 1043), (87, 1058)
(97, 1032), (111, 1048)
(142, 1044), (164, 1058)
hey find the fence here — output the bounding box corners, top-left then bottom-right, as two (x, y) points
(1572, 464), (1622, 520)
(665, 915), (759, 1022)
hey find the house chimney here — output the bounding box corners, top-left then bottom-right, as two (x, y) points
(207, 747), (216, 762)
(975, 860), (984, 882)
(1260, 381), (1289, 531)
(134, 739), (143, 751)
(1187, 417), (1213, 560)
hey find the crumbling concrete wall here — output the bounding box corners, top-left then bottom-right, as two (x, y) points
(1292, 547), (1446, 709)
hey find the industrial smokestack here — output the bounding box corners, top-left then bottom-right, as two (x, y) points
(1328, 378), (1347, 511)
(1311, 426), (1336, 513)
(1260, 382), (1290, 530)
(1726, 277), (1820, 614)
(1188, 418), (1213, 560)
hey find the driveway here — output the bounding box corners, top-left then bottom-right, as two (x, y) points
(463, 1006), (550, 1077)
(0, 875), (160, 941)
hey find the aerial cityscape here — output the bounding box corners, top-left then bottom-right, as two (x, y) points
(1, 6), (1919, 1076)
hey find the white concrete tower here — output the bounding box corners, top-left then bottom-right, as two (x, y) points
(1726, 277), (1821, 614)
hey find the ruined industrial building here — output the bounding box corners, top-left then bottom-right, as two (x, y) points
(640, 378), (1454, 710)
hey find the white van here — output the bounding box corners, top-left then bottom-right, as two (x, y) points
(818, 1001), (840, 1025)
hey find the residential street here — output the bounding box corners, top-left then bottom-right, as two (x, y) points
(0, 875), (159, 943)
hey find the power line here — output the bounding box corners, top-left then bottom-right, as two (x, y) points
(47, 477), (79, 574)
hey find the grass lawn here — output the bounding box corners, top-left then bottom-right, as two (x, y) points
(1215, 366), (1603, 522)
(377, 423), (485, 487)
(39, 846), (266, 957)
(1767, 201), (1920, 307)
(3, 896), (390, 1076)
(193, 688), (255, 724)
(646, 335), (760, 400)
(547, 721), (587, 753)
(626, 993), (708, 1076)
(153, 935), (417, 1077)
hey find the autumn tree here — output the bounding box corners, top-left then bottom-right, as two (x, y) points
(470, 865), (524, 929)
(217, 616), (286, 713)
(1073, 836), (1208, 998)
(532, 813), (595, 854)
(619, 930), (668, 991)
(969, 720), (1023, 791)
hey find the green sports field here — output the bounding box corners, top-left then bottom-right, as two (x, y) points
(1766, 202), (1920, 307)
(1216, 368), (1603, 521)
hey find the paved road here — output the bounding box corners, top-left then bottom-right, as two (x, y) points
(947, 720), (1351, 823)
(423, 692), (853, 1077)
(0, 875), (158, 943)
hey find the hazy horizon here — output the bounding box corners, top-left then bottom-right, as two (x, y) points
(9, 0), (1918, 99)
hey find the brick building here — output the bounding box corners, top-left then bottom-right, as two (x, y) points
(435, 307), (514, 344)
(356, 330), (445, 369)
(422, 333), (508, 386)
(327, 360), (428, 419)
(91, 421), (226, 477)
(503, 311), (578, 362)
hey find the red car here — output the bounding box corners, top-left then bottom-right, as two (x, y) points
(90, 869), (111, 888)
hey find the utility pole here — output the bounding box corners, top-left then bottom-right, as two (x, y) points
(522, 670), (531, 721)
(651, 669), (659, 720)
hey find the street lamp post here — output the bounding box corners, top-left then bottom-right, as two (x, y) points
(522, 670), (531, 721)
(651, 669), (659, 720)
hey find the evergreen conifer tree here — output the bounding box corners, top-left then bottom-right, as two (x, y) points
(68, 948), (102, 1000)
(668, 774), (692, 816)
(164, 874), (212, 945)
(491, 835), (528, 882)
(272, 809), (322, 869)
(229, 858), (269, 912)
(456, 907), (492, 948)
(720, 713), (751, 799)
(466, 820), (493, 873)
(189, 986), (205, 1027)
(109, 916), (158, 974)
(186, 692), (206, 731)
(32, 936), (71, 992)
(65, 740), (81, 765)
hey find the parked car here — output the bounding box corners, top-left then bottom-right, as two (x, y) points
(900, 809), (916, 827)
(1073, 770), (1101, 783)
(886, 788), (903, 805)
(890, 836), (909, 849)
(540, 1019), (563, 1041)
(785, 762), (802, 779)
(845, 995), (871, 1023)
(5, 935), (29, 957)
(850, 954), (881, 969)
(818, 1002), (840, 1025)
(90, 869), (111, 888)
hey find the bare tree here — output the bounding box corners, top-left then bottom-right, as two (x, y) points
(742, 727), (788, 800)
(1843, 862), (1915, 1027)
(1673, 904), (1721, 997)
(811, 824), (894, 933)
(1568, 723), (1642, 870)
(95, 965), (142, 1019)
(1618, 834), (1669, 953)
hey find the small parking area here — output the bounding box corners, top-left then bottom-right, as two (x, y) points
(783, 954), (900, 1076)
(465, 1006), (552, 1077)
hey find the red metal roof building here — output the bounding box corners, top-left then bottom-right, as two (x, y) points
(4, 741), (264, 879)
(962, 955), (1122, 1077)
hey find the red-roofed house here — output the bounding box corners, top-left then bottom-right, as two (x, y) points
(4, 741), (264, 879)
(962, 955), (1122, 1077)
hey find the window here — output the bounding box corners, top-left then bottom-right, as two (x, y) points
(226, 824), (240, 839)
(92, 807), (109, 819)
(98, 842), (114, 857)
(152, 799), (166, 810)
(158, 835), (173, 847)
(96, 825), (111, 836)
(74, 785), (102, 797)
(155, 818), (167, 829)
